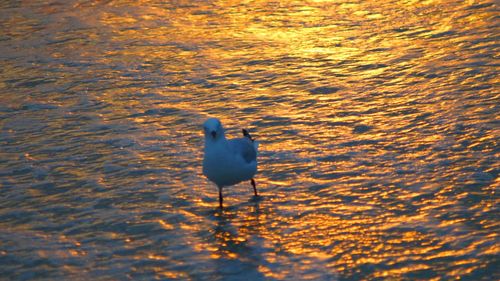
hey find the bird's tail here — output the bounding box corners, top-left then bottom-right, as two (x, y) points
(242, 129), (254, 142)
(242, 128), (258, 154)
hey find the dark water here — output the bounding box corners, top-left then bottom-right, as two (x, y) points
(0, 1), (499, 280)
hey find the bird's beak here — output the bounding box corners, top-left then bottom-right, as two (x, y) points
(211, 131), (216, 138)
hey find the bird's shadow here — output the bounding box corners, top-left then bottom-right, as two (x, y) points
(249, 194), (263, 204)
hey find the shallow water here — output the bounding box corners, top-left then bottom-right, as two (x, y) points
(0, 1), (498, 280)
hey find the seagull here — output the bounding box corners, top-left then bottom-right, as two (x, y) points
(202, 118), (259, 208)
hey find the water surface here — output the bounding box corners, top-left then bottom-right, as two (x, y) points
(0, 0), (498, 280)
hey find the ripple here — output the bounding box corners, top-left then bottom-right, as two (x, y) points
(0, 0), (498, 280)
(309, 86), (341, 95)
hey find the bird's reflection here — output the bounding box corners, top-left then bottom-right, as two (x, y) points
(211, 199), (267, 278)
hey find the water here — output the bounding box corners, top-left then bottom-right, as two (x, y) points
(0, 1), (498, 280)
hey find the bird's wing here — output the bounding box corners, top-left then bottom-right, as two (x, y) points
(228, 138), (257, 163)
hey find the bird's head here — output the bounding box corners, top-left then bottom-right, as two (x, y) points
(203, 118), (225, 141)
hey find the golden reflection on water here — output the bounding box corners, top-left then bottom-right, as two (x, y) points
(1, 0), (498, 279)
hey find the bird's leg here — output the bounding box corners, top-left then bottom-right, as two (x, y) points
(218, 187), (224, 208)
(251, 178), (258, 196)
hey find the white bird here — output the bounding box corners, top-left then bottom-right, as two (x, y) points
(202, 118), (259, 208)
